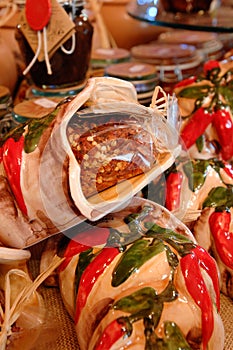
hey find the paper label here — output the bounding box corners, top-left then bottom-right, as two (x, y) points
(18, 0), (75, 62)
(34, 98), (58, 108)
(129, 65), (146, 73)
(95, 48), (115, 56)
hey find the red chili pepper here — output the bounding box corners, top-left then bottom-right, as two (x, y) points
(180, 252), (214, 350)
(192, 245), (220, 311)
(59, 241), (89, 273)
(222, 162), (233, 179)
(212, 108), (233, 161)
(94, 318), (129, 350)
(165, 171), (183, 211)
(209, 210), (233, 269)
(2, 136), (27, 215)
(75, 246), (119, 324)
(180, 107), (214, 150)
(174, 76), (197, 88)
(203, 60), (220, 77)
(0, 146), (3, 163)
(59, 227), (111, 272)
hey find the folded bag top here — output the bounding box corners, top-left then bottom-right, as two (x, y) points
(1, 77), (181, 247)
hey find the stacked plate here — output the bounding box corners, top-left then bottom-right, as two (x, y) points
(158, 30), (224, 61)
(130, 42), (203, 94)
(12, 97), (62, 124)
(91, 47), (131, 77)
(27, 80), (87, 98)
(104, 61), (159, 105)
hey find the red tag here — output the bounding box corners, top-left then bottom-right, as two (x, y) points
(25, 0), (52, 31)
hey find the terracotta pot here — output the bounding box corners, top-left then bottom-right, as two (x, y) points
(98, 0), (165, 49)
(0, 31), (19, 94)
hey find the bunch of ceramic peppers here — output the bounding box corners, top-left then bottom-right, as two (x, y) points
(176, 60), (233, 161)
(59, 207), (220, 350)
(165, 157), (233, 283)
(0, 110), (57, 217)
(203, 184), (233, 271)
(162, 60), (233, 283)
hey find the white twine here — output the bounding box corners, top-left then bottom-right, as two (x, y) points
(23, 30), (42, 76)
(16, 0), (76, 75)
(43, 26), (52, 75)
(23, 26), (52, 76)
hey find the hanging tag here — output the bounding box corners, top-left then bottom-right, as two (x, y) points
(23, 0), (53, 74)
(25, 0), (52, 31)
(18, 0), (75, 62)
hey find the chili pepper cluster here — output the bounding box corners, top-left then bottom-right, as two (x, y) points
(58, 204), (222, 350)
(161, 156), (233, 287)
(0, 66), (229, 349)
(160, 59), (233, 303)
(175, 60), (233, 161)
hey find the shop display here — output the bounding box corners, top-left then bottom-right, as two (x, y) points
(0, 1), (233, 349)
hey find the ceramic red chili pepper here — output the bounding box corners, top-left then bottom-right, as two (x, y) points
(59, 227), (111, 272)
(180, 107), (214, 150)
(1, 136), (27, 215)
(0, 147), (3, 163)
(212, 108), (233, 161)
(75, 246), (120, 324)
(94, 317), (131, 350)
(223, 162), (233, 178)
(209, 210), (233, 269)
(203, 60), (220, 77)
(165, 171), (183, 211)
(192, 245), (220, 311)
(180, 252), (214, 350)
(59, 241), (89, 273)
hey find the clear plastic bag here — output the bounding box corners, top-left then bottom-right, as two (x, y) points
(0, 77), (180, 248)
(66, 102), (178, 199)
